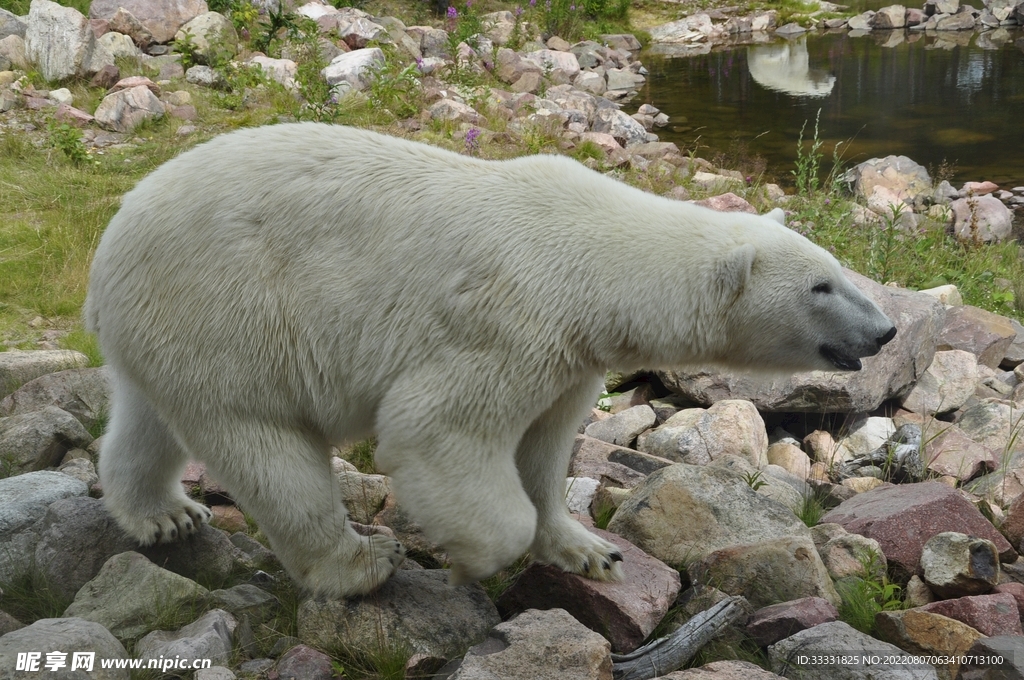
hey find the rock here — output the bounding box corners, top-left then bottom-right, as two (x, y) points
(0, 349), (89, 398)
(957, 635), (1024, 679)
(83, 30), (140, 75)
(0, 366), (110, 429)
(847, 10), (877, 29)
(496, 525), (680, 653)
(958, 400), (1024, 458)
(821, 482), (1014, 579)
(648, 15), (714, 43)
(936, 11), (977, 28)
(919, 284), (962, 306)
(775, 21), (807, 35)
(93, 85), (165, 132)
(0, 9), (26, 40)
(768, 620), (940, 679)
(745, 597), (840, 647)
(428, 98), (482, 125)
(583, 405), (655, 447)
(447, 608), (612, 680)
(659, 661), (786, 679)
(833, 416), (895, 464)
(570, 435), (670, 488)
(918, 592), (1022, 636)
(520, 48), (581, 79)
(0, 470), (88, 583)
(693, 192), (758, 213)
(636, 400), (767, 467)
(88, 0), (207, 44)
(174, 12), (237, 63)
(331, 459), (391, 524)
(601, 33), (641, 51)
(298, 570), (499, 660)
(0, 406), (93, 474)
(276, 645), (334, 680)
(208, 585), (280, 624)
(767, 442), (811, 480)
(659, 271), (945, 412)
(0, 618), (129, 679)
(321, 47), (384, 91)
(136, 609), (235, 667)
(920, 424), (996, 481)
(900, 349), (978, 414)
(573, 71), (606, 95)
(591, 108), (648, 148)
(951, 195), (1014, 243)
(137, 523), (253, 586)
(691, 536), (841, 609)
(108, 8), (153, 49)
(937, 305), (1016, 368)
(248, 55), (297, 89)
(185, 64), (226, 89)
(63, 552), (210, 640)
(812, 524), (888, 584)
(844, 155), (932, 204)
(872, 4), (908, 27)
(607, 463), (811, 570)
(339, 17), (387, 50)
(24, 0), (95, 81)
(875, 609), (982, 678)
(920, 532), (1000, 598)
(710, 456), (807, 514)
(480, 11), (515, 45)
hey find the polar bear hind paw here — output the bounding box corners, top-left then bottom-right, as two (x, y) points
(305, 533), (406, 598)
(118, 497), (213, 546)
(533, 523), (625, 581)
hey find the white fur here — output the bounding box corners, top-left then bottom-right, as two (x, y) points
(85, 124), (893, 597)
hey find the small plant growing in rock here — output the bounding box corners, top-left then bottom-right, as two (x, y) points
(368, 49), (423, 120)
(172, 28), (201, 71)
(836, 553), (904, 635)
(46, 122), (92, 166)
(742, 469), (767, 491)
(255, 4), (298, 57)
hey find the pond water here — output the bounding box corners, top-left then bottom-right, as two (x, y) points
(639, 29), (1024, 188)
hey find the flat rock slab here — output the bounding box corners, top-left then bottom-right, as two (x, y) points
(0, 617), (129, 680)
(0, 349), (89, 399)
(921, 424), (996, 481)
(297, 570), (499, 661)
(820, 481), (1014, 579)
(875, 609), (983, 678)
(769, 620), (939, 679)
(917, 592), (1023, 636)
(937, 305), (1017, 368)
(607, 463), (810, 570)
(447, 608), (612, 680)
(570, 435), (651, 488)
(659, 271), (944, 412)
(745, 597), (840, 647)
(659, 660), (785, 678)
(0, 366), (110, 429)
(497, 525), (680, 653)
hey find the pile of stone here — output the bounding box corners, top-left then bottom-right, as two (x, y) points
(840, 154), (1020, 243)
(6, 244), (1024, 679)
(832, 0), (1024, 33)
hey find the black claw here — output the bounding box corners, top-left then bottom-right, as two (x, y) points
(610, 552), (624, 562)
(602, 560), (611, 570)
(169, 528), (178, 540)
(581, 560), (590, 573)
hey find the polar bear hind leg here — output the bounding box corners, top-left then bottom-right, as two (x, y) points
(193, 421), (405, 598)
(517, 374), (625, 580)
(99, 374), (212, 545)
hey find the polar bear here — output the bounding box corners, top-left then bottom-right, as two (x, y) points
(85, 123), (896, 598)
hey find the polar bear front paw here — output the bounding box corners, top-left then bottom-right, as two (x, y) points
(115, 497), (213, 546)
(532, 518), (625, 582)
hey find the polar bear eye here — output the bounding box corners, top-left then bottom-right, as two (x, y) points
(812, 282), (832, 294)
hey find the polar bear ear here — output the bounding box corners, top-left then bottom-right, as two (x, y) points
(764, 208), (786, 226)
(717, 243), (756, 300)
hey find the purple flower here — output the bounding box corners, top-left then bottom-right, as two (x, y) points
(466, 0), (472, 8)
(416, 57), (425, 71)
(447, 5), (458, 18)
(515, 4), (523, 14)
(465, 127), (481, 153)
(570, 3), (575, 8)
(529, 0), (536, 7)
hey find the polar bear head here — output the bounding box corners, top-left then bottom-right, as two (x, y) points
(711, 211), (896, 372)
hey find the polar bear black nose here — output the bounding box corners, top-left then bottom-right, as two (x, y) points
(877, 326), (897, 348)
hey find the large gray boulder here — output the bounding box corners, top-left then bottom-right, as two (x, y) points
(135, 609), (237, 667)
(298, 570), (499, 661)
(950, 194), (1014, 243)
(606, 463), (810, 570)
(0, 406), (93, 473)
(88, 0), (209, 44)
(659, 271), (945, 412)
(0, 9), (26, 40)
(321, 47), (384, 91)
(173, 11), (237, 63)
(0, 471), (88, 583)
(24, 0), (94, 81)
(93, 85), (165, 133)
(843, 155), (932, 204)
(0, 349), (89, 399)
(0, 366), (110, 429)
(0, 618), (129, 680)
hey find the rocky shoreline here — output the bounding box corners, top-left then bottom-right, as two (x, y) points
(4, 0), (1024, 679)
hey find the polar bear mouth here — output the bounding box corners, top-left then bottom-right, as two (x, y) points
(820, 345), (863, 371)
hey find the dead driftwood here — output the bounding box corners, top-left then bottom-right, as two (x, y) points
(612, 596), (749, 680)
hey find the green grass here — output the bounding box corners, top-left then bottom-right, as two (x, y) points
(0, 574), (74, 624)
(0, 0), (90, 15)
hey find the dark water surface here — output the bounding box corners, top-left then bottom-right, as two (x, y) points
(639, 30), (1024, 187)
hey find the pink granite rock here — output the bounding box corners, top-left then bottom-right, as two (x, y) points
(497, 523), (680, 653)
(745, 597), (840, 647)
(937, 305), (1017, 368)
(820, 481), (1015, 578)
(994, 582), (1024, 622)
(918, 592), (1023, 636)
(693, 192), (757, 214)
(923, 424), (997, 481)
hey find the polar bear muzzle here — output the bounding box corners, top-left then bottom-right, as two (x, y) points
(819, 323), (897, 371)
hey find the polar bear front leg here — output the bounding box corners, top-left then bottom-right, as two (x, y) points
(516, 374), (625, 581)
(197, 423), (404, 598)
(100, 375), (212, 545)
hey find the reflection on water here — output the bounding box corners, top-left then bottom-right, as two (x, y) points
(747, 41), (836, 97)
(640, 31), (1024, 187)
